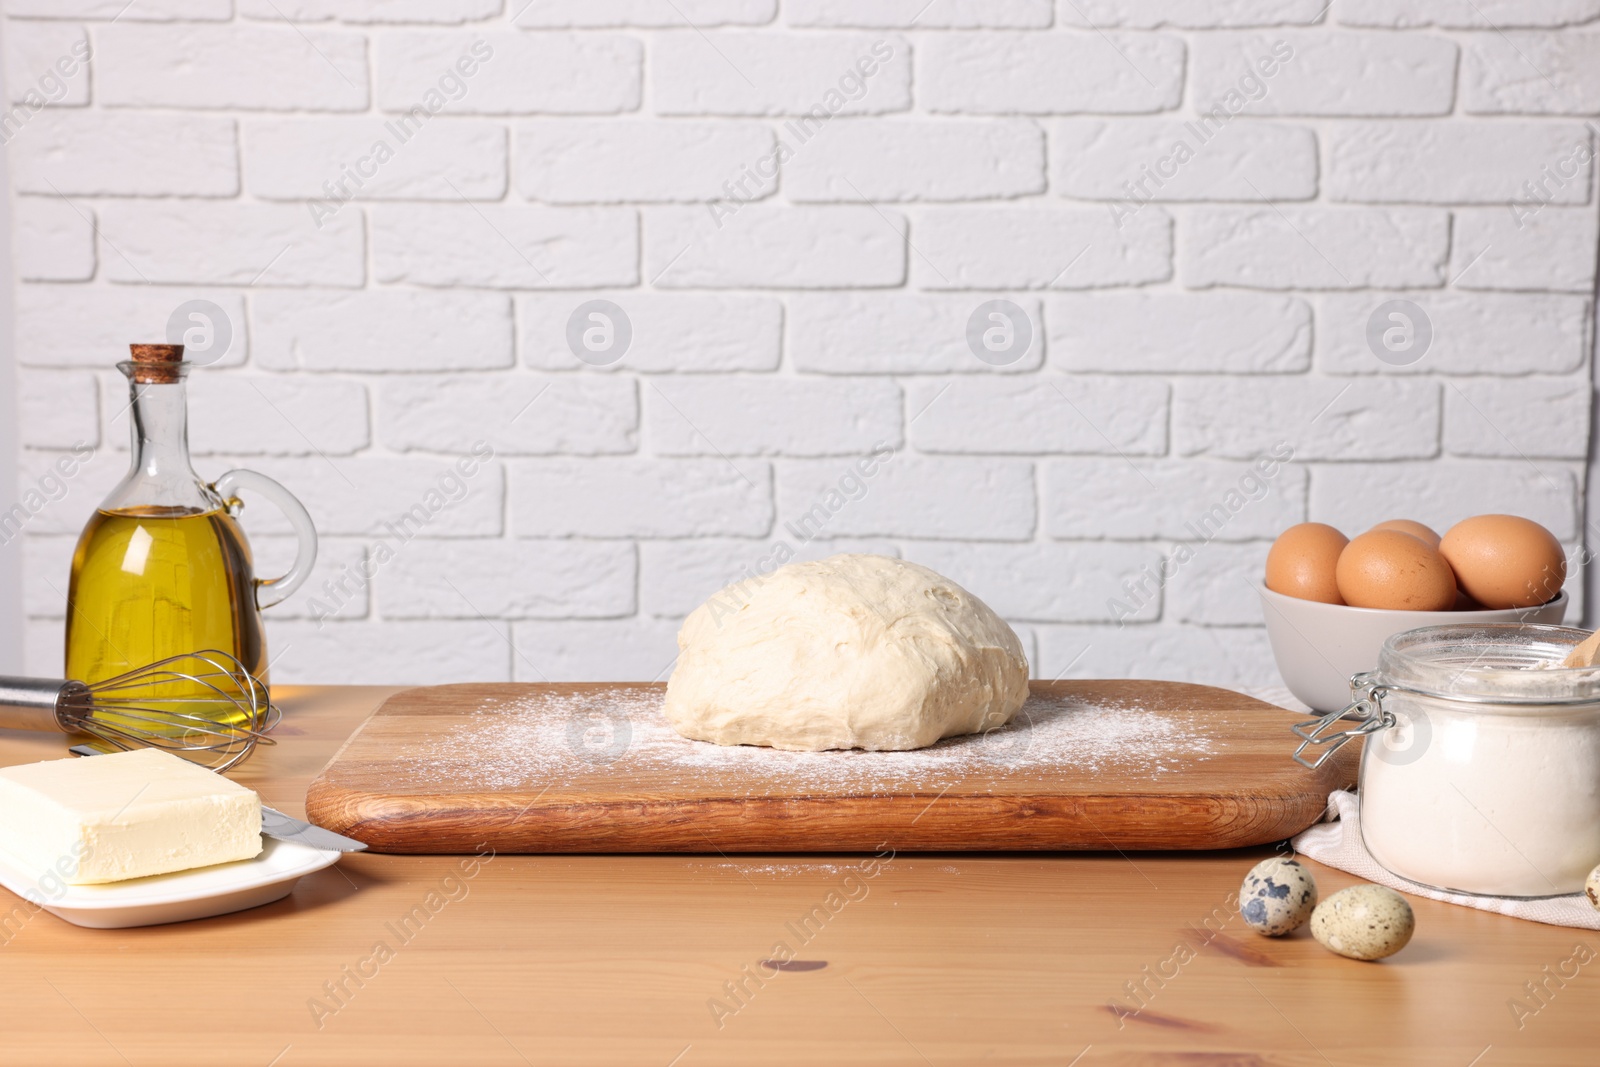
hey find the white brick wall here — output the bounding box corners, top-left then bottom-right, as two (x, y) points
(787, 293), (1044, 374)
(646, 204), (904, 287)
(372, 204), (637, 288)
(1325, 121), (1594, 204)
(511, 459), (772, 538)
(1452, 207), (1600, 291)
(98, 25), (370, 110)
(380, 374), (638, 455)
(1191, 32), (1458, 116)
(14, 196), (93, 280)
(1183, 208), (1450, 289)
(785, 119), (1045, 201)
(1336, 2), (1600, 29)
(646, 377), (900, 456)
(1049, 292), (1311, 373)
(376, 33), (641, 115)
(517, 120), (775, 203)
(245, 117), (506, 201)
(4, 4), (1595, 692)
(98, 201), (365, 286)
(379, 539), (637, 619)
(1462, 32), (1600, 113)
(521, 293), (781, 372)
(913, 206), (1173, 288)
(519, 2), (774, 30)
(5, 21), (89, 105)
(252, 290), (511, 372)
(1172, 379), (1441, 460)
(789, 1), (1050, 29)
(907, 377), (1168, 455)
(1051, 119), (1317, 202)
(15, 112), (239, 196)
(652, 33), (910, 116)
(919, 33), (1184, 114)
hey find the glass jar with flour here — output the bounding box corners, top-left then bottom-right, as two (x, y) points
(1292, 624), (1600, 898)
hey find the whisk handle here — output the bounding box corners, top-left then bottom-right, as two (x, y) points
(0, 677), (79, 734)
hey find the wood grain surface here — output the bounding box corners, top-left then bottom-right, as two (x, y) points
(1, 686), (1596, 1066)
(305, 680), (1358, 853)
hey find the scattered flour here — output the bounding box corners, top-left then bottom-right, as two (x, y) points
(678, 861), (967, 877)
(400, 688), (1216, 796)
(684, 862), (855, 877)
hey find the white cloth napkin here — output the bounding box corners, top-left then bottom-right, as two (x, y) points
(1291, 790), (1600, 930)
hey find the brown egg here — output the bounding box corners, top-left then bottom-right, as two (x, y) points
(1265, 523), (1348, 604)
(1336, 530), (1458, 611)
(1439, 515), (1566, 609)
(1369, 519), (1442, 551)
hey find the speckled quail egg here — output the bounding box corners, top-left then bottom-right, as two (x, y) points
(1239, 857), (1318, 936)
(1310, 885), (1415, 961)
(1585, 864), (1600, 911)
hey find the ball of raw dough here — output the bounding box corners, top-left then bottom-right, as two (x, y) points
(664, 554), (1029, 751)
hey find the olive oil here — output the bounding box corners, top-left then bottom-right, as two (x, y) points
(65, 506), (267, 686)
(62, 342), (315, 737)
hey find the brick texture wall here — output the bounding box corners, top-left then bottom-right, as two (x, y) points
(5, 0), (1597, 690)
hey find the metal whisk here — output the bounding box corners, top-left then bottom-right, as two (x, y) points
(0, 651), (279, 771)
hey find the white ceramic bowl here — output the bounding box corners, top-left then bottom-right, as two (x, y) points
(1259, 586), (1569, 712)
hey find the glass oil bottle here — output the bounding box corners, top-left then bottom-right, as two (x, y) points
(64, 344), (318, 708)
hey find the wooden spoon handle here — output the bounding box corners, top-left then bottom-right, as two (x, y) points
(1562, 629), (1600, 668)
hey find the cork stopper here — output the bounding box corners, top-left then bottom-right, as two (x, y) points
(129, 343), (184, 384)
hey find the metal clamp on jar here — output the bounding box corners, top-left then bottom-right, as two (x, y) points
(1291, 671), (1402, 769)
(1288, 624), (1600, 899)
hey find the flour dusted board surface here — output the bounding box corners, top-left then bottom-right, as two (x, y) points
(305, 681), (1359, 853)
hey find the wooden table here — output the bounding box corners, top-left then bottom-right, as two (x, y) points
(0, 686), (1595, 1067)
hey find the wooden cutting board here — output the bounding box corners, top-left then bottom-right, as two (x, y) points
(304, 680), (1358, 853)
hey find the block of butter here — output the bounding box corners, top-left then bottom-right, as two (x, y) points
(0, 748), (262, 884)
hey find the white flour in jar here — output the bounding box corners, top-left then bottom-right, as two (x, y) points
(1360, 685), (1600, 897)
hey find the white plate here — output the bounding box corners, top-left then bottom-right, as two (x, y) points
(0, 836), (342, 929)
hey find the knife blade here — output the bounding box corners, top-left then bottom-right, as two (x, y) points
(259, 805), (368, 852)
(68, 744), (368, 852)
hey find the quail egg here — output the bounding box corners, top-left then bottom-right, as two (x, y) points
(1239, 857), (1318, 936)
(1310, 884), (1415, 961)
(1586, 864), (1600, 911)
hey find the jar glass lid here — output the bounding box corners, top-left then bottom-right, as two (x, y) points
(1376, 623), (1600, 705)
